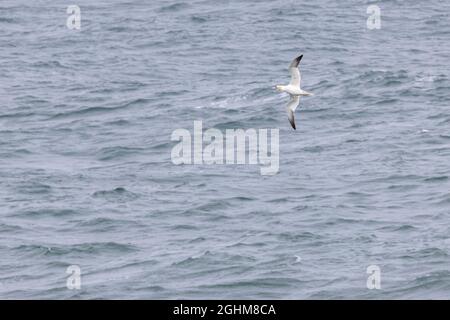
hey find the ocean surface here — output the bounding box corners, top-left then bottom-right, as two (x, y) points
(1, 0), (450, 299)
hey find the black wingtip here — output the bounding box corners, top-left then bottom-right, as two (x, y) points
(289, 54), (303, 68)
(289, 118), (296, 130)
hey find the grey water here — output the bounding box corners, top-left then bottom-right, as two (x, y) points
(1, 0), (450, 299)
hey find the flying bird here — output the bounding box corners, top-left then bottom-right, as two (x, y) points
(275, 54), (313, 130)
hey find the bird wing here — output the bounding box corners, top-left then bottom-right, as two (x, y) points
(288, 54), (303, 88)
(286, 95), (300, 130)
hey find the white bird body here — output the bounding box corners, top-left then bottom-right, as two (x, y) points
(275, 85), (311, 96)
(275, 54), (313, 130)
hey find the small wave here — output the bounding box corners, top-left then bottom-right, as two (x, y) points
(189, 237), (206, 243)
(50, 106), (120, 119)
(171, 251), (212, 266)
(1, 148), (34, 159)
(302, 145), (324, 153)
(171, 251), (255, 268)
(92, 187), (138, 199)
(75, 217), (143, 232)
(0, 112), (36, 119)
(12, 208), (78, 218)
(171, 224), (198, 231)
(227, 196), (255, 202)
(374, 98), (398, 105)
(159, 3), (189, 12)
(182, 200), (231, 216)
(393, 224), (416, 231)
(210, 121), (248, 130)
(105, 119), (130, 126)
(50, 98), (150, 120)
(277, 231), (321, 241)
(198, 277), (306, 290)
(191, 16), (208, 23)
(0, 17), (16, 23)
(77, 217), (139, 227)
(107, 26), (131, 33)
(415, 270), (450, 284)
(150, 142), (171, 150)
(408, 247), (448, 258)
(16, 182), (52, 194)
(96, 146), (145, 161)
(266, 197), (290, 203)
(30, 61), (66, 69)
(13, 242), (138, 256)
(0, 223), (23, 233)
(424, 176), (448, 182)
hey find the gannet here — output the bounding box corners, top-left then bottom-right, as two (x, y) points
(275, 54), (313, 130)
